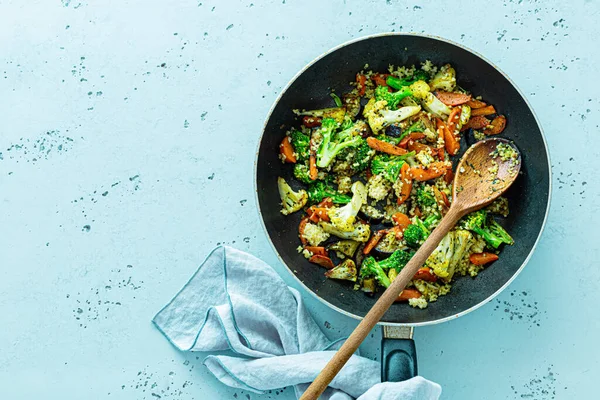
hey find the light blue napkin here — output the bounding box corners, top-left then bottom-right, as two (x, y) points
(153, 246), (441, 399)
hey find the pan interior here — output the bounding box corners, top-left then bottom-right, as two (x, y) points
(255, 34), (550, 325)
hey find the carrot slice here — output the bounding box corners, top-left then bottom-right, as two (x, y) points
(317, 198), (333, 208)
(439, 115), (460, 156)
(302, 116), (322, 128)
(395, 289), (422, 302)
(371, 73), (390, 87)
(309, 140), (318, 180)
(470, 105), (496, 117)
(469, 252), (499, 265)
(366, 137), (409, 155)
(399, 132), (425, 148)
(446, 108), (462, 136)
(407, 140), (432, 154)
(434, 91), (472, 106)
(279, 137), (297, 163)
(460, 115), (491, 132)
(444, 168), (454, 185)
(485, 115), (507, 135)
(299, 217), (309, 246)
(356, 74), (367, 96)
(413, 267), (437, 282)
(309, 254), (335, 269)
(440, 190), (451, 207)
(396, 163), (412, 205)
(363, 230), (387, 255)
(392, 212), (411, 230)
(305, 246), (327, 257)
(466, 99), (487, 109)
(410, 161), (449, 181)
(309, 207), (330, 222)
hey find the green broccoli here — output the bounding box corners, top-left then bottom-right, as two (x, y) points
(416, 185), (436, 208)
(290, 130), (310, 161)
(371, 153), (414, 182)
(293, 163), (313, 184)
(307, 181), (351, 204)
(460, 210), (514, 249)
(404, 218), (430, 248)
(360, 256), (391, 288)
(386, 71), (430, 89)
(374, 85), (412, 110)
(349, 139), (375, 173)
(422, 213), (441, 230)
(316, 118), (363, 168)
(379, 249), (414, 272)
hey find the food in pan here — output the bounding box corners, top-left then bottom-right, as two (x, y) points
(277, 61), (513, 308)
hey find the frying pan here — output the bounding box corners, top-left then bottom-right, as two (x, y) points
(255, 33), (551, 382)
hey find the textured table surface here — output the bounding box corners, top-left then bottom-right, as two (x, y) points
(1, 1), (598, 399)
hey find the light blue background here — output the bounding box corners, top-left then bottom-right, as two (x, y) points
(1, 1), (597, 399)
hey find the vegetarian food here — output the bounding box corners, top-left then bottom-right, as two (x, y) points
(277, 61), (513, 308)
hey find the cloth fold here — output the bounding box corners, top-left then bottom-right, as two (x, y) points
(153, 246), (441, 399)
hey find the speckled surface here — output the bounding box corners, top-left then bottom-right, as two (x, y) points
(0, 1), (598, 399)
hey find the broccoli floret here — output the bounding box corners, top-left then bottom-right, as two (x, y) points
(360, 256), (391, 288)
(460, 210), (514, 249)
(404, 218), (430, 248)
(307, 181), (351, 204)
(371, 153), (414, 182)
(328, 181), (367, 232)
(386, 71), (430, 89)
(375, 85), (413, 110)
(316, 118), (363, 168)
(290, 129), (310, 161)
(349, 139), (375, 173)
(363, 98), (422, 134)
(416, 185), (436, 208)
(277, 177), (308, 215)
(422, 213), (441, 230)
(379, 249), (414, 271)
(293, 163), (313, 184)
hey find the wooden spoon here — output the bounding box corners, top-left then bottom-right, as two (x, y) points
(300, 138), (521, 399)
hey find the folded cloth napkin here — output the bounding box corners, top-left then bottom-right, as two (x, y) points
(153, 246), (441, 399)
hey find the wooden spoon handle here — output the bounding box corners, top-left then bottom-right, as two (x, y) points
(299, 207), (465, 400)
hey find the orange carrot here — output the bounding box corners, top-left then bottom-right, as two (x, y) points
(356, 74), (367, 96)
(305, 246), (327, 257)
(396, 163), (412, 205)
(399, 132), (425, 148)
(407, 140), (432, 154)
(434, 91), (471, 106)
(279, 137), (297, 163)
(309, 140), (318, 180)
(413, 267), (437, 282)
(309, 254), (335, 269)
(410, 161), (449, 181)
(395, 289), (422, 302)
(299, 217), (309, 246)
(366, 137), (409, 156)
(307, 207), (330, 223)
(302, 116), (322, 128)
(440, 190), (451, 207)
(392, 212), (411, 230)
(460, 116), (490, 132)
(439, 114), (460, 156)
(466, 99), (487, 109)
(363, 230), (387, 255)
(317, 198), (333, 208)
(485, 115), (506, 135)
(470, 105), (496, 116)
(469, 252), (499, 265)
(444, 168), (455, 185)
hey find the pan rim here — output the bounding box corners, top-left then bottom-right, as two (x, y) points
(253, 32), (552, 327)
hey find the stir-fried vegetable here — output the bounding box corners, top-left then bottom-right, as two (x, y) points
(278, 60), (513, 309)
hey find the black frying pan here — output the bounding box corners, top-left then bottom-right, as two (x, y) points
(255, 33), (551, 382)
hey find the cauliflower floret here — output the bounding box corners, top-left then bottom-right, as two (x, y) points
(278, 177), (308, 215)
(422, 92), (452, 118)
(425, 232), (455, 279)
(415, 149), (435, 166)
(302, 222), (330, 246)
(409, 80), (431, 100)
(319, 221), (371, 242)
(429, 64), (456, 92)
(363, 97), (421, 134)
(408, 297), (429, 309)
(367, 174), (392, 201)
(328, 181), (367, 232)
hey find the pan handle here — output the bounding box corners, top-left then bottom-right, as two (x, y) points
(381, 326), (417, 382)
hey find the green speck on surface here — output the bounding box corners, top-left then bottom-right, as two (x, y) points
(96, 91), (102, 96)
(129, 175), (139, 181)
(82, 225), (91, 232)
(87, 91), (92, 95)
(201, 112), (208, 121)
(184, 119), (190, 128)
(226, 24), (234, 30)
(102, 191), (108, 197)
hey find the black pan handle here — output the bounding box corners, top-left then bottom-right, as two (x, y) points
(381, 326), (417, 382)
